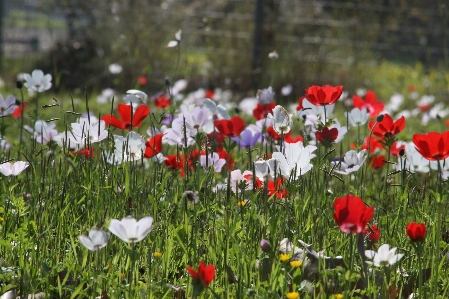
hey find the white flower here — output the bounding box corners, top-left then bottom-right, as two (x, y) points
(254, 159), (279, 181)
(203, 98), (230, 119)
(365, 244), (404, 267)
(163, 118), (195, 147)
(271, 141), (313, 179)
(347, 108), (369, 127)
(327, 119), (347, 144)
(172, 79), (188, 96)
(78, 227), (109, 251)
(332, 150), (366, 175)
(113, 131), (146, 163)
(53, 131), (84, 150)
(24, 120), (58, 144)
(238, 97), (258, 116)
(230, 169), (253, 193)
(269, 105), (292, 134)
(23, 69), (52, 92)
(108, 63), (122, 74)
(96, 88), (115, 104)
(268, 51), (279, 59)
(281, 84), (293, 96)
(256, 87), (275, 105)
(108, 216), (153, 243)
(297, 98), (334, 124)
(0, 94), (17, 117)
(125, 89), (148, 104)
(167, 29), (182, 47)
(71, 119), (108, 144)
(0, 161), (30, 176)
(200, 152), (226, 173)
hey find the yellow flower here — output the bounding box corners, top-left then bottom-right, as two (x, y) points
(333, 294), (343, 299)
(237, 201), (246, 207)
(290, 260), (302, 268)
(286, 291), (299, 299)
(120, 273), (126, 279)
(153, 251), (163, 258)
(0, 217), (4, 222)
(279, 253), (291, 262)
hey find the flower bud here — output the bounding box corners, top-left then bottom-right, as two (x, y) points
(16, 80), (23, 89)
(376, 114), (384, 122)
(260, 239), (270, 252)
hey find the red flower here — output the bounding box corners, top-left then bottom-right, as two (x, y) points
(368, 114), (405, 140)
(296, 96), (306, 111)
(216, 148), (234, 170)
(72, 147), (95, 159)
(214, 116), (245, 138)
(186, 261), (215, 287)
(315, 127), (338, 144)
(154, 94), (171, 109)
(353, 91), (385, 118)
(333, 194), (374, 234)
(12, 103), (27, 119)
(406, 222), (426, 242)
(101, 104), (150, 130)
(363, 225), (381, 243)
(144, 134), (163, 158)
(284, 133), (303, 143)
(305, 85), (343, 106)
(255, 177), (289, 198)
(138, 75), (148, 86)
(369, 155), (386, 169)
(253, 102), (276, 120)
(205, 89), (215, 99)
(390, 142), (406, 157)
(353, 136), (383, 153)
(412, 131), (449, 161)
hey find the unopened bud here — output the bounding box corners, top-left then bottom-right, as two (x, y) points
(16, 81), (23, 89)
(399, 148), (405, 157)
(260, 239), (270, 252)
(376, 114), (384, 122)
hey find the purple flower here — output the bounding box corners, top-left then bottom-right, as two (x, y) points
(231, 129), (261, 148)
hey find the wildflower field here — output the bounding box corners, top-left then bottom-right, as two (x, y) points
(1, 64), (449, 299)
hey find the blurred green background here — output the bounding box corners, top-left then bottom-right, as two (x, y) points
(1, 0), (448, 100)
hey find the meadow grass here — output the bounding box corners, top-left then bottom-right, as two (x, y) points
(0, 76), (448, 299)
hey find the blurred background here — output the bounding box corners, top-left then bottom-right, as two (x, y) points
(1, 0), (448, 100)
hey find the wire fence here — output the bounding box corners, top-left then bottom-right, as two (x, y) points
(2, 0), (448, 92)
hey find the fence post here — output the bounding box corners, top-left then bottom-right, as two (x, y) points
(251, 0), (263, 90)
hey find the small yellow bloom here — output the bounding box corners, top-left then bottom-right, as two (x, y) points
(153, 251), (163, 258)
(290, 260), (302, 268)
(279, 253), (291, 262)
(333, 294), (343, 299)
(120, 273), (126, 279)
(286, 291), (299, 299)
(0, 217), (4, 222)
(237, 201), (246, 207)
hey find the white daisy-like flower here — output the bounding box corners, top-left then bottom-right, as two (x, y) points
(347, 108), (369, 127)
(78, 227), (109, 251)
(365, 243), (404, 267)
(0, 161), (30, 176)
(332, 150), (366, 175)
(23, 69), (52, 92)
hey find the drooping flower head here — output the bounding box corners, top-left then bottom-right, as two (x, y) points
(0, 161), (30, 176)
(333, 194), (374, 234)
